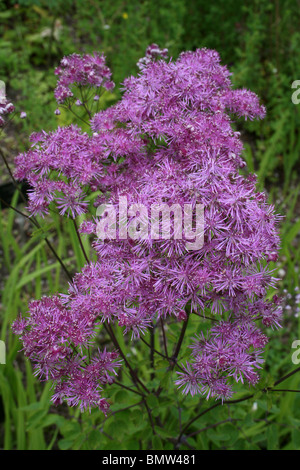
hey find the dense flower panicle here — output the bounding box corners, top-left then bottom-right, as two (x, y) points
(14, 125), (106, 217)
(54, 52), (114, 104)
(176, 319), (268, 400)
(13, 47), (282, 408)
(12, 298), (121, 413)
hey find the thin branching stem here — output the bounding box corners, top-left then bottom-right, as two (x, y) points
(176, 365), (300, 445)
(0, 196), (73, 281)
(172, 312), (190, 366)
(160, 317), (168, 357)
(104, 323), (150, 395)
(72, 217), (89, 264)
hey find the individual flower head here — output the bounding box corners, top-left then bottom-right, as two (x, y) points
(176, 320), (268, 401)
(0, 91), (15, 127)
(54, 52), (114, 104)
(14, 125), (103, 217)
(137, 43), (169, 70)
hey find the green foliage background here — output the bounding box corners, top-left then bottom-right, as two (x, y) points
(0, 0), (300, 450)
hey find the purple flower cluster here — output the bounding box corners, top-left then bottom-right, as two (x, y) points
(0, 95), (15, 127)
(12, 47), (282, 408)
(54, 52), (114, 104)
(14, 125), (108, 217)
(12, 296), (121, 413)
(176, 320), (268, 399)
(137, 43), (169, 70)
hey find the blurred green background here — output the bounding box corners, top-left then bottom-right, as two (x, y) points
(0, 0), (300, 450)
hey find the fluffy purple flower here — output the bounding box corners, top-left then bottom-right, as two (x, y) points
(137, 43), (169, 70)
(176, 319), (267, 401)
(14, 125), (103, 217)
(54, 52), (114, 104)
(12, 297), (121, 413)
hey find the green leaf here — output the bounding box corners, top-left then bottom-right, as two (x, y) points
(106, 418), (128, 437)
(86, 429), (103, 449)
(220, 423), (239, 445)
(58, 438), (75, 450)
(0, 11), (13, 19)
(19, 402), (45, 412)
(26, 409), (49, 431)
(40, 414), (65, 429)
(207, 428), (231, 443)
(292, 429), (300, 450)
(157, 427), (177, 439)
(146, 393), (159, 409)
(60, 421), (82, 440)
(114, 389), (130, 404)
(159, 371), (172, 389)
(284, 219), (300, 245)
(152, 435), (163, 450)
(267, 425), (279, 450)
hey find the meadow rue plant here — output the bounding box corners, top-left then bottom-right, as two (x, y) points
(11, 46), (282, 413)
